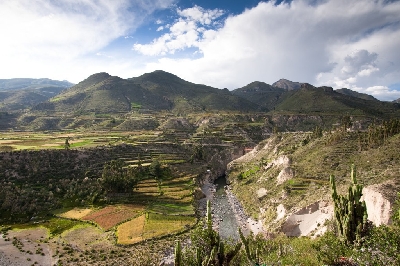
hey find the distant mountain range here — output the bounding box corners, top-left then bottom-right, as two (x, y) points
(0, 78), (73, 111)
(232, 81), (399, 117)
(1, 71), (399, 119)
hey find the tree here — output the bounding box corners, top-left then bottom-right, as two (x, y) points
(64, 138), (70, 150)
(340, 116), (352, 132)
(101, 159), (138, 193)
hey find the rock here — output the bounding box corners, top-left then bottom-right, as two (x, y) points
(276, 167), (294, 185)
(281, 201), (333, 237)
(257, 188), (268, 199)
(193, 188), (206, 200)
(362, 180), (399, 226)
(275, 204), (286, 221)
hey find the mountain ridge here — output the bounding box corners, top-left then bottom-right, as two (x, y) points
(34, 70), (258, 114)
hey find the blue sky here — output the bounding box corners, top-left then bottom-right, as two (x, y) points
(1, 0), (400, 101)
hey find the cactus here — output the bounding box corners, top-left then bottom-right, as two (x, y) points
(217, 239), (242, 266)
(239, 228), (259, 264)
(330, 164), (368, 245)
(175, 240), (182, 266)
(173, 199), (241, 266)
(181, 200), (241, 266)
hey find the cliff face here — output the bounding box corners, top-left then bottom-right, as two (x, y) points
(362, 180), (400, 226)
(199, 145), (246, 185)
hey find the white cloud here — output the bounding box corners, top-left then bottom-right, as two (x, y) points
(1, 0), (400, 102)
(360, 86), (400, 101)
(133, 5), (224, 55)
(0, 0), (175, 82)
(134, 0), (400, 101)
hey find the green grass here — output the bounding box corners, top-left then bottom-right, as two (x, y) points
(69, 139), (93, 148)
(42, 218), (88, 236)
(131, 102), (142, 109)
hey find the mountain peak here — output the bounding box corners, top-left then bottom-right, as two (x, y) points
(138, 70), (185, 82)
(272, 79), (302, 91)
(86, 72), (112, 80)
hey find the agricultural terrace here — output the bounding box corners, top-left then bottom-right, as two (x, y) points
(56, 172), (197, 243)
(0, 130), (161, 151)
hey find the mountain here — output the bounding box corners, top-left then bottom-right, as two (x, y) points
(34, 70), (258, 114)
(231, 81), (286, 111)
(394, 98), (400, 103)
(273, 83), (400, 117)
(272, 78), (302, 90)
(0, 78), (73, 111)
(233, 80), (400, 117)
(0, 78), (73, 91)
(336, 88), (378, 101)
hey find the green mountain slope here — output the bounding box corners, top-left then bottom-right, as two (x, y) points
(273, 84), (400, 117)
(35, 70), (259, 114)
(336, 88), (378, 101)
(232, 81), (286, 111)
(130, 70), (258, 112)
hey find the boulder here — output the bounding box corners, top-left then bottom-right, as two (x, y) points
(257, 188), (268, 199)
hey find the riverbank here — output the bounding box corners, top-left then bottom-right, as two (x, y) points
(200, 177), (267, 239)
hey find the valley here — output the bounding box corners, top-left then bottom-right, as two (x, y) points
(0, 71), (400, 265)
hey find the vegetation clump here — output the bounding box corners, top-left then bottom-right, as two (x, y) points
(330, 164), (368, 245)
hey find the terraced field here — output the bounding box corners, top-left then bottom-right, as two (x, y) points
(55, 171), (197, 244)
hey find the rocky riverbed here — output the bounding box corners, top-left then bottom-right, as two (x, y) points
(199, 176), (267, 240)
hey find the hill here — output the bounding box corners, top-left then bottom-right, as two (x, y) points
(0, 78), (73, 91)
(226, 125), (400, 235)
(234, 81), (400, 119)
(0, 78), (73, 111)
(273, 83), (400, 117)
(231, 81), (286, 111)
(34, 70), (258, 114)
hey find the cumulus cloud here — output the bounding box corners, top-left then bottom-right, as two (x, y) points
(2, 0), (400, 101)
(0, 0), (175, 82)
(135, 0), (400, 101)
(133, 5), (224, 55)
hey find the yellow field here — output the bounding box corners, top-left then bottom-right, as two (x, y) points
(142, 213), (196, 239)
(116, 215), (146, 244)
(116, 213), (196, 244)
(59, 208), (93, 219)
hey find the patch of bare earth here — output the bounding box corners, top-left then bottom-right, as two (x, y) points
(62, 226), (113, 251)
(0, 227), (55, 266)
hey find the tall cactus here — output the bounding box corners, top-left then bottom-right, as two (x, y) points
(176, 200), (241, 266)
(239, 228), (259, 265)
(330, 164), (368, 245)
(175, 240), (182, 266)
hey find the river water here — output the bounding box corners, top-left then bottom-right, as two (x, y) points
(211, 176), (241, 241)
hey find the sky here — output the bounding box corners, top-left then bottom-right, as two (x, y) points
(1, 0), (400, 101)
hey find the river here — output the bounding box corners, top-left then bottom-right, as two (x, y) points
(211, 175), (241, 241)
